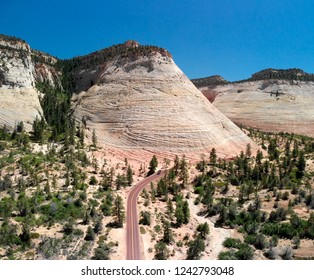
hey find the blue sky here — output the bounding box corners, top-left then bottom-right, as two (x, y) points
(1, 0), (314, 81)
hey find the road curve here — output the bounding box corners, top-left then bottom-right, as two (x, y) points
(126, 171), (165, 260)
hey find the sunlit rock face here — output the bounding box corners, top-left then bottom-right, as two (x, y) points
(196, 74), (314, 137)
(0, 36), (42, 131)
(72, 42), (257, 158)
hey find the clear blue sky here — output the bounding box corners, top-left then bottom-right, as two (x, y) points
(1, 0), (314, 81)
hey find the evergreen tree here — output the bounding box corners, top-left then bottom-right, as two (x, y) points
(182, 201), (190, 224)
(210, 148), (217, 174)
(127, 165), (133, 186)
(180, 155), (189, 188)
(166, 199), (174, 220)
(92, 129), (97, 148)
(148, 155), (158, 176)
(186, 236), (205, 260)
(32, 116), (45, 143)
(174, 155), (180, 176)
(296, 152), (306, 179)
(245, 143), (252, 158)
(19, 223), (31, 245)
(63, 220), (74, 235)
(162, 219), (173, 244)
(154, 241), (169, 260)
(16, 121), (24, 133)
(196, 222), (210, 239)
(139, 211), (151, 226)
(112, 195), (125, 227)
(92, 241), (111, 260)
(85, 226), (95, 241)
(175, 201), (185, 226)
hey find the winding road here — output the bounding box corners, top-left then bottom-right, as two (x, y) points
(126, 171), (165, 260)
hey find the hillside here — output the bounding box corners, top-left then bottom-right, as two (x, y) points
(0, 35), (257, 160)
(194, 69), (314, 137)
(0, 35), (314, 261)
(71, 41), (257, 160)
(0, 123), (313, 260)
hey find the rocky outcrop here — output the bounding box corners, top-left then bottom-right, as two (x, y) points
(0, 35), (42, 131)
(72, 42), (258, 159)
(195, 72), (314, 137)
(0, 35), (62, 131)
(32, 49), (61, 88)
(0, 35), (260, 159)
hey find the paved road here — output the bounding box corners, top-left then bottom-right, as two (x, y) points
(126, 171), (164, 260)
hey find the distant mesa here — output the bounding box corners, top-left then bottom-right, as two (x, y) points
(192, 75), (229, 88)
(194, 68), (314, 138)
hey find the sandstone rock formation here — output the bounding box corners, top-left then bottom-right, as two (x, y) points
(0, 35), (42, 131)
(194, 70), (314, 137)
(0, 35), (60, 131)
(72, 42), (258, 159)
(0, 35), (259, 159)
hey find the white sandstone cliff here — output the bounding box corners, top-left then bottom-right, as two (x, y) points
(198, 79), (314, 137)
(72, 43), (258, 158)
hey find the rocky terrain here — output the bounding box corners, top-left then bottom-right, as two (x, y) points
(0, 35), (257, 159)
(71, 41), (257, 159)
(193, 69), (314, 137)
(0, 35), (313, 261)
(0, 35), (60, 131)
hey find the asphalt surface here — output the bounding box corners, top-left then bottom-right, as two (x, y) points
(126, 171), (165, 260)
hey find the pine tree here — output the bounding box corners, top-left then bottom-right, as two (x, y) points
(127, 165), (133, 186)
(92, 129), (97, 148)
(148, 155), (158, 176)
(180, 155), (189, 188)
(85, 226), (95, 241)
(162, 219), (173, 244)
(174, 155), (180, 176)
(80, 126), (85, 148)
(32, 116), (45, 143)
(209, 148), (217, 174)
(186, 236), (205, 260)
(196, 222), (210, 239)
(154, 241), (169, 260)
(139, 211), (151, 226)
(296, 151), (306, 179)
(166, 199), (174, 220)
(182, 200), (190, 224)
(92, 241), (111, 260)
(112, 195), (125, 227)
(175, 201), (184, 226)
(245, 143), (252, 158)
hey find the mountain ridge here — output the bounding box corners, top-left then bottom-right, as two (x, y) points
(192, 68), (314, 87)
(0, 33), (258, 159)
(194, 69), (314, 137)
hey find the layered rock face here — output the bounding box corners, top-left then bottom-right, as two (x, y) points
(0, 36), (42, 131)
(194, 72), (314, 137)
(0, 35), (60, 131)
(72, 43), (257, 158)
